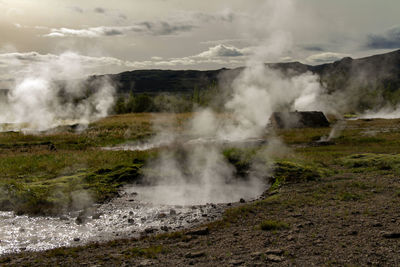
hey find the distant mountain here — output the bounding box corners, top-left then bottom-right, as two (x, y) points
(94, 49), (400, 99)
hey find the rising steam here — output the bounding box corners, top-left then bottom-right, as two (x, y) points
(0, 52), (115, 132)
(135, 0), (335, 205)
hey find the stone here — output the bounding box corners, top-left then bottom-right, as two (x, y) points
(145, 227), (157, 234)
(185, 251), (206, 258)
(266, 255), (283, 262)
(265, 248), (284, 255)
(157, 213), (167, 219)
(169, 209), (177, 215)
(382, 232), (400, 238)
(239, 198), (246, 203)
(73, 237), (80, 242)
(128, 218), (134, 224)
(187, 227), (209, 236)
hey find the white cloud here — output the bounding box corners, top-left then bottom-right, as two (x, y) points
(43, 21), (195, 38)
(196, 44), (248, 58)
(0, 47), (249, 80)
(306, 52), (349, 64)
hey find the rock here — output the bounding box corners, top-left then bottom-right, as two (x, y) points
(382, 232), (400, 238)
(129, 211), (134, 215)
(251, 252), (263, 258)
(128, 218), (134, 224)
(92, 213), (102, 220)
(157, 213), (167, 219)
(185, 251), (206, 258)
(145, 227), (157, 234)
(73, 237), (80, 242)
(348, 230), (358, 236)
(187, 227), (209, 236)
(372, 222), (383, 227)
(160, 225), (169, 232)
(239, 198), (246, 203)
(59, 215), (69, 221)
(170, 209), (177, 215)
(138, 259), (153, 266)
(266, 255), (283, 262)
(229, 259), (245, 265)
(287, 235), (295, 241)
(265, 248), (284, 255)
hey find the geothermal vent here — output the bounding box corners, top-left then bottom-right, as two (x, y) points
(270, 111), (330, 129)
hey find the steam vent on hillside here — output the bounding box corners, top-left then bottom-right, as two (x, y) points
(270, 111), (330, 129)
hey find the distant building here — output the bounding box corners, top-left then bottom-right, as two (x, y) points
(270, 111), (330, 129)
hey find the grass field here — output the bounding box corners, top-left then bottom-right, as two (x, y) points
(1, 113), (400, 215)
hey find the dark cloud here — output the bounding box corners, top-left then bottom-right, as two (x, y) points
(132, 21), (195, 35)
(302, 45), (324, 52)
(366, 26), (400, 49)
(94, 7), (106, 14)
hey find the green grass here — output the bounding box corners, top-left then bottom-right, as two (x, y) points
(2, 115), (400, 216)
(260, 220), (289, 231)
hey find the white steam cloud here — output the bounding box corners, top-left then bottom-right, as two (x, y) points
(134, 0), (336, 206)
(0, 52), (115, 132)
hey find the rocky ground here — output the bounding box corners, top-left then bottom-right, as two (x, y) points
(1, 167), (399, 266)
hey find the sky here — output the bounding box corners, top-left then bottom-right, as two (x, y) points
(0, 0), (400, 82)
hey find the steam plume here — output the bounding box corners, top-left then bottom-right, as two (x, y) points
(0, 52), (115, 132)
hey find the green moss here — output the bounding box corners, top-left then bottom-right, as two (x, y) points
(260, 220), (289, 231)
(270, 161), (328, 190)
(0, 161), (144, 215)
(338, 153), (400, 174)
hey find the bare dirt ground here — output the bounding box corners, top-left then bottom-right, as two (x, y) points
(1, 168), (399, 266)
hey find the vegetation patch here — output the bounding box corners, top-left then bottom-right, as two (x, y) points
(0, 161), (144, 215)
(338, 153), (400, 174)
(260, 220), (289, 231)
(270, 161), (329, 190)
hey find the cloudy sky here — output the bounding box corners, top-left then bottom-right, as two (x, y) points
(0, 0), (400, 82)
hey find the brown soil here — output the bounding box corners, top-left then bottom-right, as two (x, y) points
(1, 168), (399, 266)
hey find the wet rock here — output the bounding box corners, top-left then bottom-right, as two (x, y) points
(59, 215), (69, 221)
(92, 213), (102, 220)
(187, 227), (209, 236)
(185, 251), (206, 258)
(157, 213), (167, 219)
(382, 232), (400, 238)
(170, 209), (177, 215)
(145, 227), (157, 234)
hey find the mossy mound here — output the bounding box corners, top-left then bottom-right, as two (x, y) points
(339, 153), (400, 173)
(0, 161), (144, 215)
(271, 161), (328, 190)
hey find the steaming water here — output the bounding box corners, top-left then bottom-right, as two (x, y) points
(131, 184), (264, 206)
(0, 187), (224, 255)
(102, 137), (267, 152)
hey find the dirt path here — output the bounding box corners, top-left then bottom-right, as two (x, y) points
(1, 168), (399, 266)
